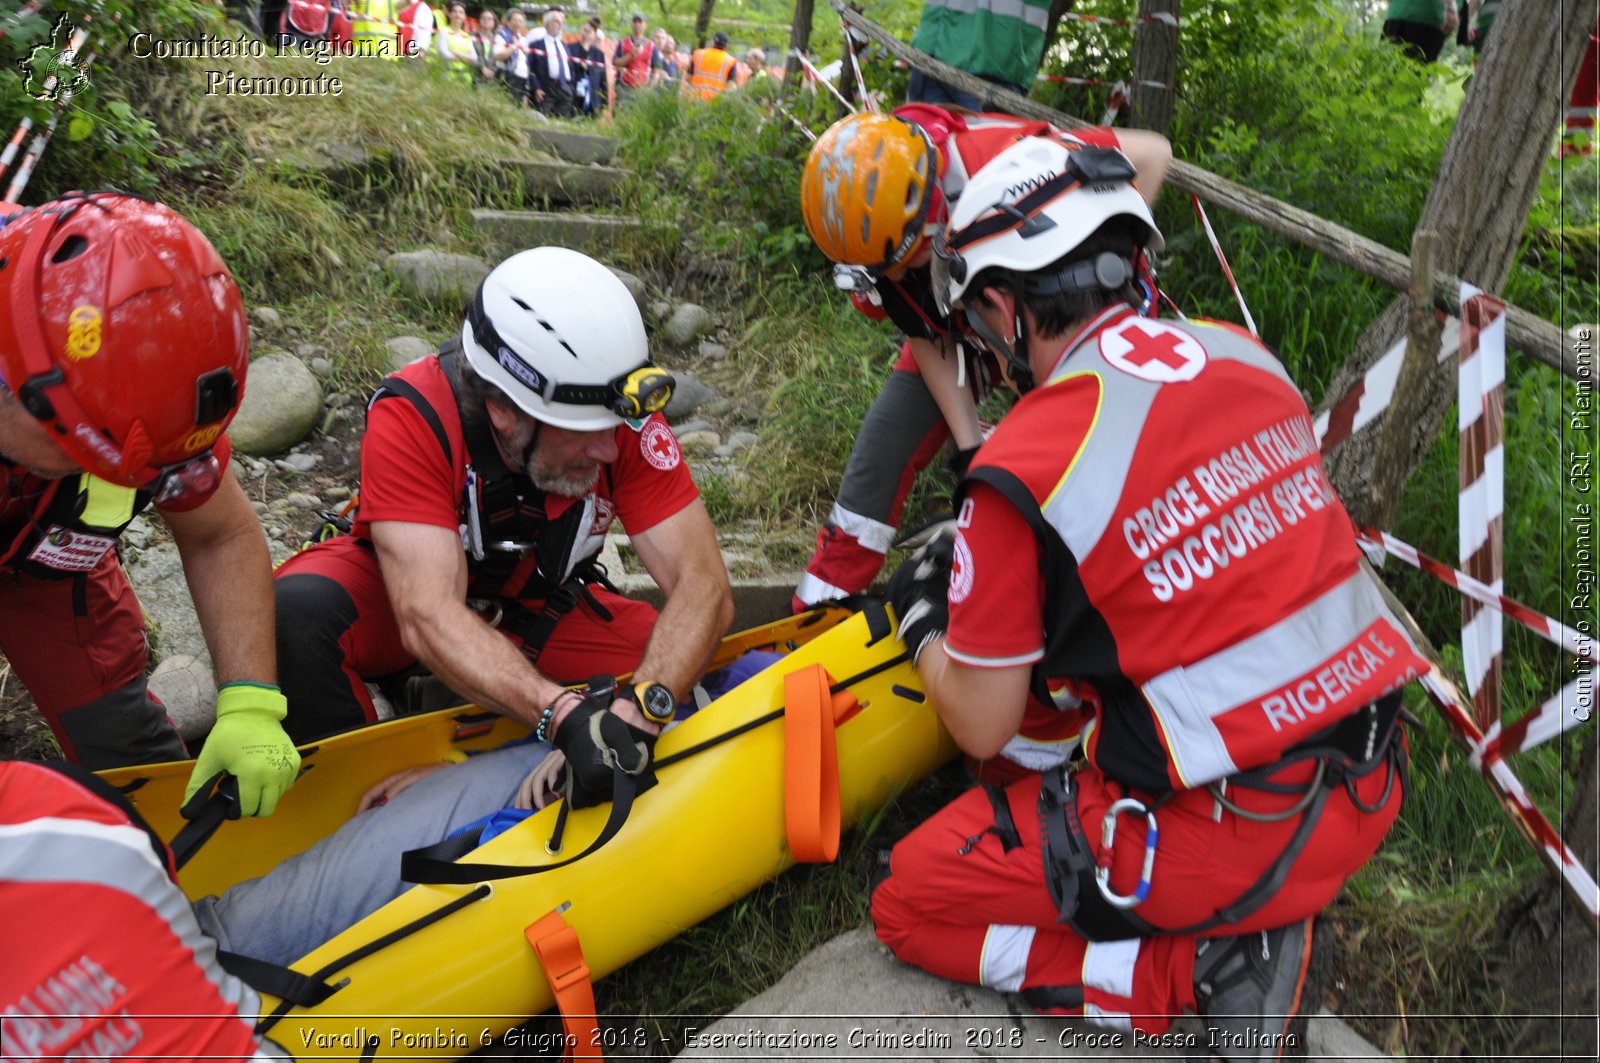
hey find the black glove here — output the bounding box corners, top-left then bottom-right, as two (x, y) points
(948, 445), (980, 479)
(552, 694), (657, 809)
(885, 521), (956, 664)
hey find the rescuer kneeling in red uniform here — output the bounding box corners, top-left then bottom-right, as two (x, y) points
(870, 136), (1425, 1059)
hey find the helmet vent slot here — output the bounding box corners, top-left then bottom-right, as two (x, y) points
(510, 296), (532, 310)
(51, 236), (89, 263)
(536, 316), (578, 359)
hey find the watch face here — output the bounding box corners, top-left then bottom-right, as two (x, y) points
(640, 683), (675, 721)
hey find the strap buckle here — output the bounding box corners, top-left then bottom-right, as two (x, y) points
(1095, 797), (1158, 910)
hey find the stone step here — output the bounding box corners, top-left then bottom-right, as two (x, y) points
(471, 209), (647, 256)
(507, 158), (628, 205)
(524, 127), (619, 165)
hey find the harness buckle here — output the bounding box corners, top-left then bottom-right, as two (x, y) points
(1095, 797), (1158, 910)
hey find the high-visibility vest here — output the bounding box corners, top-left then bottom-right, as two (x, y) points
(351, 0), (398, 59)
(967, 307), (1426, 792)
(686, 47), (736, 100)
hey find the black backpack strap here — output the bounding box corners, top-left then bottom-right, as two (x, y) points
(368, 374), (454, 469)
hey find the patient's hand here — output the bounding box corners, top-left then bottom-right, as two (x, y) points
(358, 763), (450, 812)
(514, 749), (569, 810)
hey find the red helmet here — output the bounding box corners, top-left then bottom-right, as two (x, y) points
(0, 192), (249, 497)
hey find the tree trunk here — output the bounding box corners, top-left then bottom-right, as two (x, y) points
(1322, 0), (1599, 521)
(1128, 0), (1178, 134)
(785, 0), (815, 83)
(693, 0), (717, 50)
(1041, 0), (1076, 65)
(1494, 734), (1599, 1059)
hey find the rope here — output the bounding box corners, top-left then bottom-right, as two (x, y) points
(1457, 286), (1508, 728)
(1190, 193), (1259, 337)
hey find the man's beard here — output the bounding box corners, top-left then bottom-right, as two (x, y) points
(529, 462), (599, 497)
(494, 417), (600, 498)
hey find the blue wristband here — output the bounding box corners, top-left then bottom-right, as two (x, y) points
(535, 706), (556, 743)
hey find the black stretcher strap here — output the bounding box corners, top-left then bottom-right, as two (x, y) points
(253, 884), (492, 1035)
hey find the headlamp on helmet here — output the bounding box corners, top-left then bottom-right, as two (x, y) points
(464, 252), (668, 429)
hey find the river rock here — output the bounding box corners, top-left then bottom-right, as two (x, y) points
(385, 250), (491, 304)
(248, 306), (283, 333)
(664, 372), (714, 422)
(230, 354), (324, 455)
(148, 655), (216, 742)
(386, 335), (436, 372)
(662, 303), (714, 347)
(608, 267), (648, 306)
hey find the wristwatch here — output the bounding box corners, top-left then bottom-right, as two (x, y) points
(630, 681), (677, 725)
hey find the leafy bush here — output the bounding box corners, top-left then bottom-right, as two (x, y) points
(0, 0), (219, 197)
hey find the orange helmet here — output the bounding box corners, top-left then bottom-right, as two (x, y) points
(800, 112), (940, 273)
(0, 193), (249, 501)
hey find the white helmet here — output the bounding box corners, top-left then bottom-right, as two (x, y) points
(460, 247), (669, 431)
(932, 135), (1163, 315)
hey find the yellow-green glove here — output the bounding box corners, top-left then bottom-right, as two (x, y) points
(183, 682), (301, 817)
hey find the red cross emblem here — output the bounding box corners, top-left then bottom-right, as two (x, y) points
(639, 420), (681, 470)
(1099, 319), (1207, 382)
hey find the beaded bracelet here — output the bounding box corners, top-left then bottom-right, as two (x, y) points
(535, 690), (578, 742)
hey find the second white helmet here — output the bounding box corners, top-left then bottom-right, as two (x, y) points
(932, 136), (1163, 314)
(461, 246), (664, 431)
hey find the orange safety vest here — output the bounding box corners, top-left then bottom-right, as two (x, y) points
(686, 47), (736, 99)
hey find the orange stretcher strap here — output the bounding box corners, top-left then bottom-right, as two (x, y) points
(782, 663), (861, 863)
(525, 908), (603, 1060)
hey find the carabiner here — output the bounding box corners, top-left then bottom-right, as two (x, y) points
(1095, 797), (1158, 910)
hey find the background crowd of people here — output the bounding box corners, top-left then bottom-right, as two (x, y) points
(234, 3), (778, 118)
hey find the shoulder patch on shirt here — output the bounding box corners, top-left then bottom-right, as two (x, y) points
(1099, 317), (1208, 383)
(949, 530), (975, 604)
(639, 420), (681, 470)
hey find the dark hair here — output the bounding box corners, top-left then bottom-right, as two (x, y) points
(713, 31), (729, 48)
(451, 339), (502, 427)
(587, 15), (602, 29)
(967, 219), (1148, 337)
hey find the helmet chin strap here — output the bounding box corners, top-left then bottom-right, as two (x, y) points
(961, 275), (1035, 395)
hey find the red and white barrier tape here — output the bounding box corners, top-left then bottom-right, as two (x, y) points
(1472, 675), (1591, 768)
(1356, 525), (1596, 664)
(840, 16), (876, 114)
(1420, 668), (1599, 924)
(1058, 10), (1180, 29)
(1458, 285), (1508, 727)
(1036, 73), (1172, 90)
(0, 0), (43, 42)
(3, 21), (93, 205)
(0, 118), (34, 187)
(1100, 81), (1128, 126)
(1314, 317), (1463, 454)
(3, 114), (57, 204)
(1191, 194), (1258, 337)
(790, 49), (854, 110)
